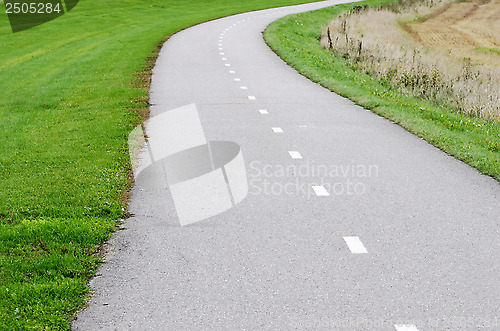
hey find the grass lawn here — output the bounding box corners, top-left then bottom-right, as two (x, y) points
(0, 0), (318, 329)
(264, 0), (500, 182)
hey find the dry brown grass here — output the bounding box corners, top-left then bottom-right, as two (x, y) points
(321, 0), (500, 121)
(407, 0), (500, 65)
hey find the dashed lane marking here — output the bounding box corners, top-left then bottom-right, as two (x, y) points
(271, 127), (283, 133)
(343, 237), (368, 254)
(394, 325), (419, 331)
(312, 185), (329, 196)
(288, 151), (303, 159)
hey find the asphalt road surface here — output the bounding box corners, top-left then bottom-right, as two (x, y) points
(73, 1), (500, 330)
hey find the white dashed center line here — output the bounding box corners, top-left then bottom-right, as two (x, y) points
(220, 52), (224, 55)
(229, 70), (235, 74)
(394, 325), (419, 331)
(343, 236), (368, 254)
(225, 64), (231, 67)
(240, 86), (247, 90)
(288, 151), (303, 159)
(312, 185), (329, 196)
(258, 109), (268, 114)
(222, 58), (227, 60)
(271, 127), (283, 133)
(234, 78), (241, 81)
(248, 96), (256, 100)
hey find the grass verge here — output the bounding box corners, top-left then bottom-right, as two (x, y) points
(0, 0), (318, 329)
(264, 0), (500, 182)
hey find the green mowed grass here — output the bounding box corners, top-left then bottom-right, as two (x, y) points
(264, 0), (500, 182)
(0, 0), (317, 329)
(0, 218), (115, 329)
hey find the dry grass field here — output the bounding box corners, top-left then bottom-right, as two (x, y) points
(406, 0), (500, 65)
(321, 0), (500, 121)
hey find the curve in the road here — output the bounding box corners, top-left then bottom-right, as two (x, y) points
(73, 1), (500, 330)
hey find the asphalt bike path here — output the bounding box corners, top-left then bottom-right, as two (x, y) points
(74, 1), (500, 330)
